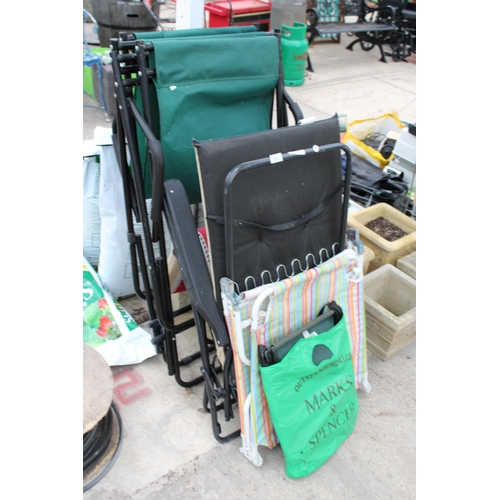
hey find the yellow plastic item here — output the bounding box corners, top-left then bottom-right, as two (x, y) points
(343, 112), (405, 169)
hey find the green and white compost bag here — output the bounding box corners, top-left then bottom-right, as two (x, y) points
(260, 316), (358, 478)
(83, 256), (157, 365)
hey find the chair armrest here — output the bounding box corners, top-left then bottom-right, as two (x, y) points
(163, 179), (230, 348)
(282, 88), (304, 123)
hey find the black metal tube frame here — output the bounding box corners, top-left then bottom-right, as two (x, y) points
(111, 36), (202, 387)
(223, 143), (352, 282)
(111, 28), (303, 387)
(109, 30), (302, 389)
(162, 178), (239, 442)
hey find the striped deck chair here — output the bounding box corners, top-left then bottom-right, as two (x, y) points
(221, 248), (370, 466)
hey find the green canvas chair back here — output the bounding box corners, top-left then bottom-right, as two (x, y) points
(134, 25), (259, 40)
(134, 29), (280, 204)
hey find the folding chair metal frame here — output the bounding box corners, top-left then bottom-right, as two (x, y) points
(162, 124), (357, 443)
(109, 28), (304, 390)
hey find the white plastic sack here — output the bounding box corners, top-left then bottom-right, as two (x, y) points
(83, 143), (101, 267)
(83, 256), (157, 366)
(97, 137), (171, 299)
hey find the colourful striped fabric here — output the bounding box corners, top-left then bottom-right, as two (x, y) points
(221, 248), (368, 455)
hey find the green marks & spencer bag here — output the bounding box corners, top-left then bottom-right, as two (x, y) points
(260, 316), (358, 478)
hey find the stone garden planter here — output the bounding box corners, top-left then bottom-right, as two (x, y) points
(396, 251), (416, 279)
(363, 245), (375, 275)
(363, 264), (416, 361)
(348, 203), (416, 273)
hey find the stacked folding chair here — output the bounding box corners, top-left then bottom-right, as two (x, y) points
(110, 26), (370, 472)
(164, 115), (371, 460)
(110, 26), (302, 390)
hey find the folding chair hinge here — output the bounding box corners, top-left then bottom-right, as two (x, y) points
(200, 366), (227, 402)
(149, 318), (161, 332)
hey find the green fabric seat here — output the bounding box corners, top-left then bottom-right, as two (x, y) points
(135, 31), (279, 204)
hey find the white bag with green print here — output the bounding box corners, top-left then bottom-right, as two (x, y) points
(83, 256), (157, 366)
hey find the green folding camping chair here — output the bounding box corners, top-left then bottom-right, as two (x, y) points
(109, 27), (304, 400)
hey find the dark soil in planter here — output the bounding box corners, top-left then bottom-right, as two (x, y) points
(365, 217), (407, 242)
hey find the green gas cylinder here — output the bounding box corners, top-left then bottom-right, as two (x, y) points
(281, 22), (308, 86)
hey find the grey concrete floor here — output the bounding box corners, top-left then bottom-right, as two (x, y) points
(83, 32), (416, 499)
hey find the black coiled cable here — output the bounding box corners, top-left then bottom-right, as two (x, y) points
(83, 401), (122, 492)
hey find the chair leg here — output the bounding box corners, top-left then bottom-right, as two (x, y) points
(306, 51), (314, 73)
(195, 310), (240, 443)
(345, 37), (361, 52)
